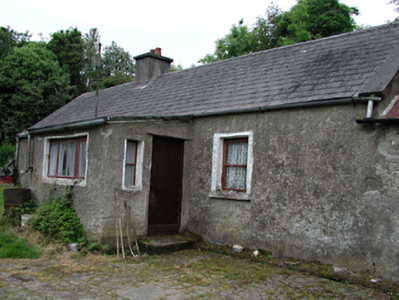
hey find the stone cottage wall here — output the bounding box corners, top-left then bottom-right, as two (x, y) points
(17, 100), (399, 279)
(185, 103), (399, 279)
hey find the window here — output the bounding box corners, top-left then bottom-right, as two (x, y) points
(210, 131), (253, 201)
(124, 140), (137, 186)
(222, 138), (248, 191)
(48, 137), (87, 179)
(122, 139), (144, 191)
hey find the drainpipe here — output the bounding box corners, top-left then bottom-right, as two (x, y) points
(15, 136), (20, 169)
(20, 133), (32, 175)
(353, 96), (381, 119)
(366, 100), (374, 118)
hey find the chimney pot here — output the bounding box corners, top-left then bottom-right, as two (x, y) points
(154, 48), (161, 55)
(150, 49), (155, 54)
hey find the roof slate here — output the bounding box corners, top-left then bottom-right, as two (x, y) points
(31, 22), (399, 130)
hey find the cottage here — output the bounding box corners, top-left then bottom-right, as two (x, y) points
(17, 22), (399, 279)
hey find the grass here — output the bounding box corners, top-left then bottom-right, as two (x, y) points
(0, 226), (41, 258)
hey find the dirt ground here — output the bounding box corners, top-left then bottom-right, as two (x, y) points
(0, 249), (394, 299)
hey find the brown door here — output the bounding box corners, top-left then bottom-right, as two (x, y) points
(148, 136), (184, 235)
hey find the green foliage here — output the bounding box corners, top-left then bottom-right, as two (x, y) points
(93, 41), (135, 89)
(102, 41), (134, 77)
(252, 4), (283, 51)
(1, 198), (38, 228)
(0, 228), (40, 258)
(0, 42), (72, 143)
(170, 64), (183, 72)
(278, 0), (358, 45)
(198, 54), (218, 65)
(31, 186), (85, 244)
(0, 26), (30, 59)
(79, 239), (109, 253)
(199, 0), (358, 63)
(47, 28), (86, 97)
(214, 19), (258, 60)
(0, 142), (15, 167)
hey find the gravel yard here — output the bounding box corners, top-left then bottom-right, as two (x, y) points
(0, 249), (392, 299)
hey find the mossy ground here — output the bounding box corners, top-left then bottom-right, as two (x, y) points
(197, 241), (399, 297)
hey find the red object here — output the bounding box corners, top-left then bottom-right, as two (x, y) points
(0, 176), (12, 184)
(154, 48), (162, 55)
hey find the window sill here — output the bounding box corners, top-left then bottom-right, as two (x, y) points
(121, 185), (142, 192)
(43, 177), (86, 187)
(209, 190), (251, 201)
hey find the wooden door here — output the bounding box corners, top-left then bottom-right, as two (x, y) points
(148, 136), (184, 235)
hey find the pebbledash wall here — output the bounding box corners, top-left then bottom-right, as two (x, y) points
(18, 100), (399, 279)
(17, 120), (193, 244)
(185, 103), (399, 279)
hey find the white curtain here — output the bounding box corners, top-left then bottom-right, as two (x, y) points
(66, 142), (76, 176)
(48, 143), (58, 176)
(225, 141), (247, 189)
(57, 143), (67, 176)
(124, 141), (137, 185)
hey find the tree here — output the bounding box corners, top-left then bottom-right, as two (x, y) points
(252, 4), (283, 51)
(0, 26), (30, 59)
(199, 0), (358, 63)
(0, 42), (71, 142)
(99, 41), (135, 89)
(277, 0), (358, 45)
(214, 19), (258, 60)
(47, 28), (86, 97)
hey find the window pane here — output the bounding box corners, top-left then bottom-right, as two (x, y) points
(78, 141), (86, 177)
(66, 142), (76, 176)
(49, 143), (58, 176)
(126, 141), (137, 164)
(125, 165), (135, 186)
(225, 166), (247, 189)
(226, 141), (248, 165)
(57, 143), (67, 176)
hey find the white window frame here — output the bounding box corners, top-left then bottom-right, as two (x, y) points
(210, 131), (253, 201)
(122, 139), (144, 192)
(42, 133), (89, 186)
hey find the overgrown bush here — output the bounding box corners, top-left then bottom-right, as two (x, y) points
(31, 186), (85, 245)
(0, 142), (15, 167)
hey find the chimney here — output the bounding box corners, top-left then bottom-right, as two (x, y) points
(134, 48), (173, 84)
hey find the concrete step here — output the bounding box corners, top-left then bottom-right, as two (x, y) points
(138, 233), (202, 254)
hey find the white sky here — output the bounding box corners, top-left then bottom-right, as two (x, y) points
(2, 0), (398, 68)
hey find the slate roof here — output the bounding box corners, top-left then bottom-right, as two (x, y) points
(31, 22), (399, 130)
